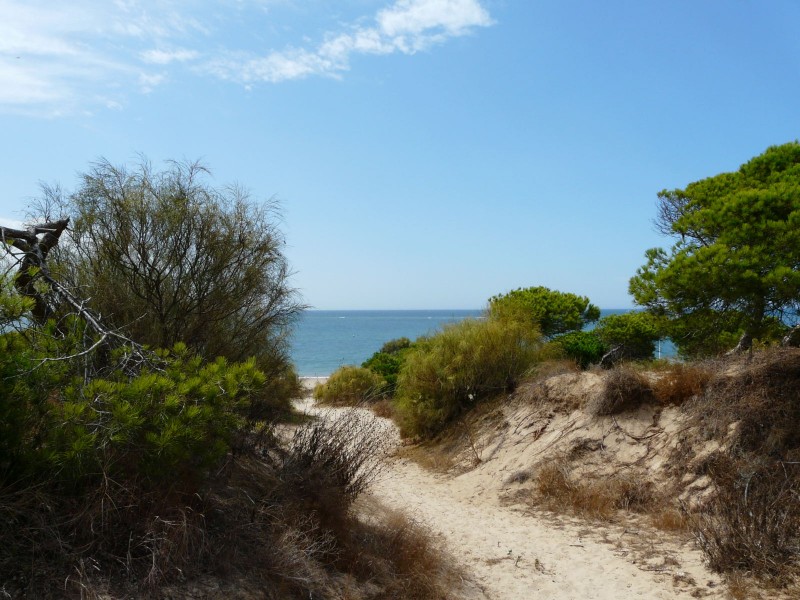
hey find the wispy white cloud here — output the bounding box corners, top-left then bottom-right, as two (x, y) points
(0, 0), (494, 116)
(140, 48), (199, 65)
(208, 0), (494, 83)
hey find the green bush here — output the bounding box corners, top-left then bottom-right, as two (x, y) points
(313, 366), (386, 405)
(362, 337), (415, 392)
(394, 317), (541, 438)
(0, 336), (265, 489)
(488, 286), (600, 338)
(594, 311), (664, 361)
(553, 330), (607, 369)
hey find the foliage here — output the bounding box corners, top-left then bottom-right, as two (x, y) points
(394, 317), (541, 438)
(593, 311), (664, 361)
(630, 142), (800, 355)
(488, 286), (600, 338)
(378, 337), (412, 355)
(0, 330), (264, 489)
(362, 337), (415, 391)
(553, 330), (607, 369)
(37, 157), (303, 377)
(313, 365), (386, 405)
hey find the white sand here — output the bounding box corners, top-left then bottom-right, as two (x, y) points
(294, 388), (723, 600)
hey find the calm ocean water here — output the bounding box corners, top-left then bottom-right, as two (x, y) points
(289, 309), (676, 377)
(290, 310), (482, 376)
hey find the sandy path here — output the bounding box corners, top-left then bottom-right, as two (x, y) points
(295, 389), (722, 600)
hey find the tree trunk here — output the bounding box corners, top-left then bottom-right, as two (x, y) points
(726, 331), (753, 355)
(783, 325), (800, 348)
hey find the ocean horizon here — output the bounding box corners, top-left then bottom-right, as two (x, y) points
(289, 308), (653, 377)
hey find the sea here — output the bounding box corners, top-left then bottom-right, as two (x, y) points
(289, 309), (676, 377)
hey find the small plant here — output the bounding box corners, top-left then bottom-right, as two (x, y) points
(534, 461), (656, 520)
(650, 363), (712, 406)
(591, 366), (654, 416)
(313, 365), (386, 405)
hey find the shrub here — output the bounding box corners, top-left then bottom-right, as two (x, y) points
(395, 317), (541, 438)
(362, 337), (414, 392)
(553, 330), (607, 369)
(534, 461), (656, 520)
(689, 458), (800, 580)
(488, 286), (600, 338)
(591, 366), (654, 416)
(313, 365), (386, 405)
(593, 311), (664, 361)
(650, 363), (712, 406)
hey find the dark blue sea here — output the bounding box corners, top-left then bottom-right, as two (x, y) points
(289, 308), (677, 377)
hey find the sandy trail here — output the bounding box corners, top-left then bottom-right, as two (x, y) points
(295, 387), (722, 600)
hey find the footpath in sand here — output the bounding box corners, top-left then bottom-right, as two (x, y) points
(296, 381), (724, 600)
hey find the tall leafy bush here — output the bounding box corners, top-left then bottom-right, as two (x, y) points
(395, 318), (541, 438)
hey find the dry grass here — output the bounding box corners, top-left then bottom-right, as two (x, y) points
(0, 409), (459, 599)
(369, 398), (397, 420)
(591, 366), (655, 416)
(650, 363), (713, 406)
(650, 507), (689, 532)
(533, 460), (657, 520)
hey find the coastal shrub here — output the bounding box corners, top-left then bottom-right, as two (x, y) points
(689, 457), (800, 580)
(394, 317), (541, 438)
(553, 330), (607, 369)
(313, 365), (386, 405)
(362, 337), (415, 392)
(593, 311), (664, 361)
(591, 366), (654, 416)
(488, 286), (600, 338)
(39, 158), (304, 411)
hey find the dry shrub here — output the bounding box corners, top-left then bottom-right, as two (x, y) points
(690, 348), (800, 457)
(651, 363), (712, 406)
(687, 457), (800, 582)
(650, 507), (688, 532)
(338, 504), (462, 600)
(277, 411), (391, 532)
(0, 411), (426, 599)
(530, 358), (580, 379)
(591, 366), (654, 416)
(370, 398), (397, 419)
(534, 461), (656, 520)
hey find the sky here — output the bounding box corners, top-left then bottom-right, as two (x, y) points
(2, 0), (800, 310)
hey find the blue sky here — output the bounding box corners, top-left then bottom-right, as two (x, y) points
(2, 1), (799, 309)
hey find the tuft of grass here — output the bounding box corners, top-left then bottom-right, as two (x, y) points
(650, 363), (712, 406)
(591, 366), (654, 416)
(533, 461), (656, 520)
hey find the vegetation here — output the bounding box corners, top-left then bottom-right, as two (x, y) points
(313, 365), (386, 405)
(593, 311), (664, 361)
(552, 330), (606, 369)
(36, 157), (304, 412)
(630, 142), (800, 356)
(488, 286), (600, 338)
(0, 194), (460, 598)
(362, 336), (414, 391)
(394, 316), (541, 438)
